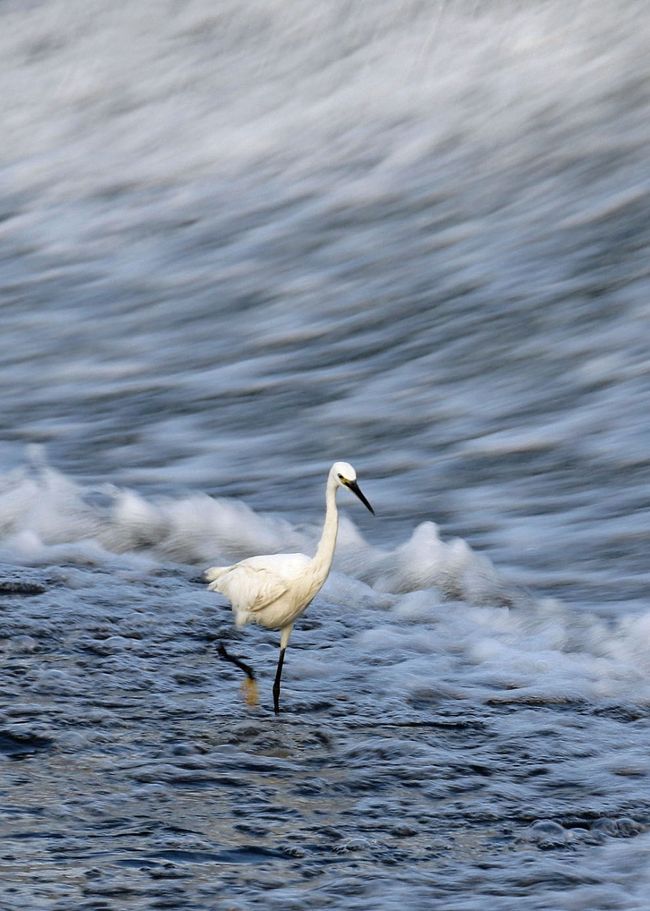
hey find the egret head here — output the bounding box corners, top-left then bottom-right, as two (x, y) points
(331, 461), (374, 515)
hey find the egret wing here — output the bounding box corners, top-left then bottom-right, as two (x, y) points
(209, 562), (290, 613)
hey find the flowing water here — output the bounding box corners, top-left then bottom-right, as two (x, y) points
(1, 1), (650, 908)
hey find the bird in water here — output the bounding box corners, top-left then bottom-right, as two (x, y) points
(204, 461), (374, 714)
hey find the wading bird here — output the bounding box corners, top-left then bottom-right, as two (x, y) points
(205, 461), (374, 714)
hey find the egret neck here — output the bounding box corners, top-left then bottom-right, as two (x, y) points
(310, 468), (340, 584)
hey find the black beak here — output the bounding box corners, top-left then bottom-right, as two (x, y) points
(347, 479), (375, 515)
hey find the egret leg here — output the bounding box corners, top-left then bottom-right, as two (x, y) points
(217, 643), (258, 706)
(272, 647), (286, 715)
(272, 624), (295, 716)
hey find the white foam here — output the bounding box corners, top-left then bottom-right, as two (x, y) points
(529, 830), (650, 910)
(0, 465), (305, 567)
(2, 465), (649, 707)
(368, 520), (510, 606)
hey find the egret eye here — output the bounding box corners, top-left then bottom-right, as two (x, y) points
(337, 473), (343, 479)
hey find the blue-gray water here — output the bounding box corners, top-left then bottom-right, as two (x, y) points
(2, 2), (650, 908)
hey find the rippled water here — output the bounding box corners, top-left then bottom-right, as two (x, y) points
(2, 1), (650, 908)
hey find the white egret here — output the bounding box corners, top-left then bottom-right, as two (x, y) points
(204, 461), (374, 714)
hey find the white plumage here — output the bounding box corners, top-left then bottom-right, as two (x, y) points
(205, 553), (312, 629)
(205, 461), (374, 714)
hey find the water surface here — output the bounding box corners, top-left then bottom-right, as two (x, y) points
(1, 1), (650, 908)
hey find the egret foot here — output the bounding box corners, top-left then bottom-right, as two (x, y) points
(217, 643), (257, 708)
(241, 676), (259, 707)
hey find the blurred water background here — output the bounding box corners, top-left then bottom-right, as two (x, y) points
(1, 1), (650, 909)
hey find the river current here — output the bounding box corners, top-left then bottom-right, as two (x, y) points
(1, 2), (650, 908)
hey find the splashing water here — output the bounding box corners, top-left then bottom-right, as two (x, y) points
(2, 0), (650, 908)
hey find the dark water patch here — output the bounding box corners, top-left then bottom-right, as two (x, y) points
(11, 830), (66, 841)
(281, 697), (338, 715)
(590, 703), (650, 723)
(148, 845), (287, 864)
(0, 566), (55, 597)
(82, 879), (154, 899)
(172, 671), (209, 686)
(146, 865), (195, 881)
(0, 729), (54, 758)
(485, 694), (591, 709)
(0, 580), (47, 596)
